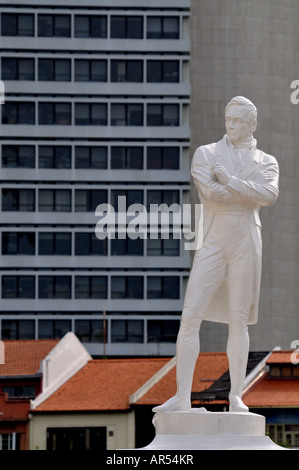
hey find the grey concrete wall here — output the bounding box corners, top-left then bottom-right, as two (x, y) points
(190, 0), (299, 351)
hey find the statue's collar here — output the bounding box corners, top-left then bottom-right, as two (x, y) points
(226, 134), (256, 150)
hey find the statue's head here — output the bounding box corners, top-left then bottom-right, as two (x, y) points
(225, 96), (257, 144)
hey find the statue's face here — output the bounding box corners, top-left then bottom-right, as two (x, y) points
(225, 105), (253, 143)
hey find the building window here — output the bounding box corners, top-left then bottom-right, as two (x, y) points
(75, 233), (107, 256)
(3, 385), (36, 399)
(2, 145), (35, 168)
(74, 15), (107, 38)
(1, 320), (35, 341)
(2, 275), (35, 299)
(147, 276), (180, 299)
(147, 320), (180, 342)
(111, 320), (143, 343)
(147, 189), (179, 208)
(75, 59), (107, 82)
(111, 189), (143, 209)
(147, 237), (179, 256)
(147, 147), (179, 169)
(38, 102), (71, 125)
(1, 13), (34, 37)
(147, 60), (179, 82)
(147, 104), (179, 126)
(39, 276), (71, 299)
(47, 427), (107, 451)
(2, 102), (35, 124)
(75, 190), (107, 212)
(38, 59), (71, 81)
(111, 276), (144, 299)
(111, 238), (143, 256)
(2, 232), (35, 255)
(75, 320), (106, 343)
(2, 189), (35, 211)
(111, 16), (143, 39)
(38, 14), (71, 37)
(39, 189), (71, 212)
(147, 16), (179, 39)
(111, 147), (143, 169)
(111, 60), (143, 82)
(39, 233), (71, 255)
(39, 320), (71, 339)
(2, 58), (35, 81)
(39, 146), (71, 169)
(75, 103), (107, 125)
(75, 276), (107, 299)
(111, 104), (143, 126)
(75, 146), (107, 169)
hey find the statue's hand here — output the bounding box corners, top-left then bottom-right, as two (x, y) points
(212, 163), (231, 185)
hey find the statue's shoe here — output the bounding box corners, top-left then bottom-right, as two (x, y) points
(229, 394), (249, 412)
(152, 395), (191, 413)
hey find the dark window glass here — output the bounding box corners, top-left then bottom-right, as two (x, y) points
(111, 320), (143, 343)
(38, 276), (71, 299)
(3, 385), (36, 398)
(75, 103), (107, 125)
(1, 13), (34, 37)
(2, 232), (35, 255)
(75, 320), (106, 343)
(147, 237), (179, 256)
(38, 103), (71, 125)
(38, 320), (71, 339)
(47, 427), (107, 451)
(147, 16), (179, 39)
(147, 276), (180, 299)
(2, 58), (35, 81)
(111, 189), (143, 209)
(75, 233), (107, 256)
(38, 15), (71, 37)
(111, 147), (143, 169)
(147, 60), (179, 82)
(75, 60), (107, 82)
(147, 189), (179, 208)
(75, 276), (107, 299)
(111, 16), (143, 39)
(147, 147), (179, 169)
(111, 60), (143, 82)
(2, 145), (35, 168)
(2, 320), (35, 340)
(147, 320), (180, 343)
(2, 189), (35, 211)
(111, 104), (143, 126)
(111, 276), (143, 299)
(38, 146), (71, 169)
(2, 275), (35, 299)
(75, 190), (107, 212)
(111, 238), (143, 256)
(39, 233), (71, 255)
(2, 102), (35, 125)
(75, 146), (107, 169)
(38, 189), (71, 212)
(38, 59), (71, 81)
(75, 15), (107, 38)
(147, 104), (179, 126)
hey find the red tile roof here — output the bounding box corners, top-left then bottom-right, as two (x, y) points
(136, 352), (229, 406)
(0, 340), (58, 377)
(33, 358), (170, 412)
(244, 374), (299, 408)
(266, 350), (295, 364)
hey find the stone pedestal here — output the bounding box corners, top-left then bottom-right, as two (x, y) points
(141, 410), (284, 450)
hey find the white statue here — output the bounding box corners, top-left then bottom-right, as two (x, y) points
(153, 96), (279, 413)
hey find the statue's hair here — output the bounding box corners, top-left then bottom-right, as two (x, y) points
(225, 96), (257, 131)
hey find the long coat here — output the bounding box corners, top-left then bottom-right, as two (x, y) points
(190, 134), (279, 325)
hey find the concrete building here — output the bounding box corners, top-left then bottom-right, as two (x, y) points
(190, 0), (299, 352)
(0, 0), (191, 356)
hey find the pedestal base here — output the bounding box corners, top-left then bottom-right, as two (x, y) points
(141, 410), (284, 450)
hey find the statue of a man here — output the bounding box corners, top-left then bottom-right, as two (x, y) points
(153, 96), (279, 413)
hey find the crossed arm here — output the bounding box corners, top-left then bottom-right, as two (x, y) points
(191, 147), (279, 207)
